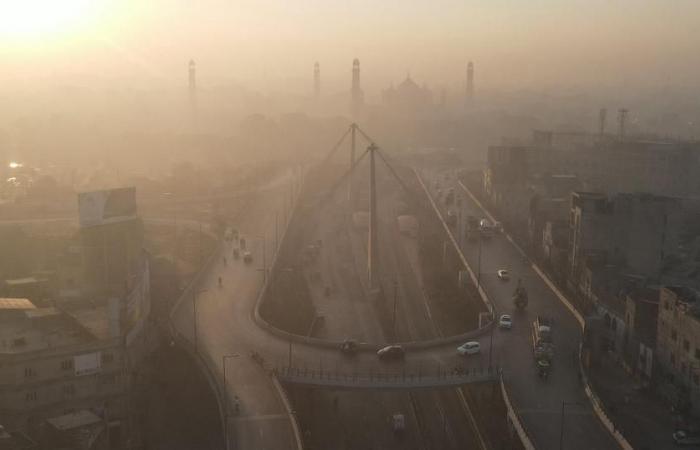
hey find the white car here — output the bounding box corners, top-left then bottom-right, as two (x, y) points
(457, 341), (480, 356)
(499, 314), (512, 329)
(497, 269), (510, 281)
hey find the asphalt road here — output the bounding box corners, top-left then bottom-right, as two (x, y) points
(423, 168), (619, 450)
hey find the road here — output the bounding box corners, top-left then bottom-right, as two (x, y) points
(423, 168), (619, 450)
(296, 168), (484, 449)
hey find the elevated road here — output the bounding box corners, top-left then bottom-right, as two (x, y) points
(420, 168), (619, 450)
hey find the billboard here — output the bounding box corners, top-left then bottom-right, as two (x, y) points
(78, 187), (137, 227)
(74, 352), (102, 376)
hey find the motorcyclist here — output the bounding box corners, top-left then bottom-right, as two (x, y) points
(218, 276), (223, 287)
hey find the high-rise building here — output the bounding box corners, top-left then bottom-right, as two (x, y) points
(466, 61), (474, 106)
(351, 58), (364, 118)
(314, 62), (320, 98)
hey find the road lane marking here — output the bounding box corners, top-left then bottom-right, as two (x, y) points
(232, 414), (289, 423)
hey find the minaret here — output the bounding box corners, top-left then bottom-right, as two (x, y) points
(466, 61), (474, 106)
(188, 60), (197, 123)
(351, 58), (363, 118)
(314, 62), (320, 98)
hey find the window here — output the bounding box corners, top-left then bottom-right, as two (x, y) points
(694, 374), (699, 386)
(611, 318), (618, 331)
(671, 353), (676, 366)
(62, 384), (75, 397)
(61, 359), (73, 371)
(683, 340), (690, 352)
(24, 367), (35, 378)
(101, 353), (114, 364)
(671, 329), (678, 341)
(695, 348), (700, 360)
(100, 374), (116, 385)
(25, 391), (37, 402)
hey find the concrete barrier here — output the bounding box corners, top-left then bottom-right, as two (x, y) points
(271, 376), (305, 450)
(500, 373), (536, 450)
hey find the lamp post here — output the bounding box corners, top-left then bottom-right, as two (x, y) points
(222, 353), (240, 450)
(192, 288), (208, 353)
(392, 280), (399, 341)
(560, 401), (582, 449)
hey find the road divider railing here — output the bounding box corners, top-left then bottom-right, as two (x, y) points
(458, 179), (634, 450)
(275, 365), (499, 389)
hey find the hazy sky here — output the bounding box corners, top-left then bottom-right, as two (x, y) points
(2, 0), (700, 94)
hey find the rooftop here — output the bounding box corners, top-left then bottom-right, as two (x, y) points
(0, 298), (36, 310)
(0, 303), (105, 355)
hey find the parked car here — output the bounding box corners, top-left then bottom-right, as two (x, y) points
(340, 339), (358, 355)
(457, 341), (481, 356)
(377, 345), (405, 361)
(497, 269), (510, 280)
(243, 251), (253, 263)
(499, 314), (513, 329)
(673, 430), (700, 446)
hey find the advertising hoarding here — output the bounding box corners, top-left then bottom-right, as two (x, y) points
(78, 187), (137, 228)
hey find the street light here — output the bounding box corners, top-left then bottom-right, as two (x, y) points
(560, 401), (582, 449)
(222, 353), (240, 450)
(192, 288), (208, 353)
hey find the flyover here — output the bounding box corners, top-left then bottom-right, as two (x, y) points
(167, 126), (620, 449)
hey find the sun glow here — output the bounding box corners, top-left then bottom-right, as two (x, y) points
(0, 0), (99, 38)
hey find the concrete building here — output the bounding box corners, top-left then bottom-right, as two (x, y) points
(624, 287), (660, 380)
(484, 131), (700, 227)
(656, 286), (700, 413)
(0, 188), (153, 447)
(568, 191), (684, 289)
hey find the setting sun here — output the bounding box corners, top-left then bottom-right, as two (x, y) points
(0, 0), (99, 38)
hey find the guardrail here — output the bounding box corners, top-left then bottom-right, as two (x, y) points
(500, 372), (536, 450)
(458, 180), (634, 450)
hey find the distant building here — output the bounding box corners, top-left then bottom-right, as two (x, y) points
(655, 286), (700, 414)
(381, 75), (432, 117)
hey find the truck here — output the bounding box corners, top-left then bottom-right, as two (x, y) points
(512, 279), (528, 309)
(532, 315), (554, 364)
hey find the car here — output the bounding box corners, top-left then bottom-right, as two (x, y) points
(499, 314), (512, 329)
(497, 269), (510, 280)
(457, 341), (480, 356)
(243, 251), (253, 263)
(340, 339), (358, 355)
(673, 430), (700, 446)
(377, 345), (405, 361)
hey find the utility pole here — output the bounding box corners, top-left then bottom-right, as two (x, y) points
(392, 280), (398, 341)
